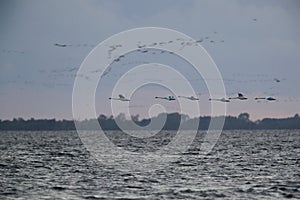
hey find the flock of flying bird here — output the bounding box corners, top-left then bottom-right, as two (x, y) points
(108, 93), (277, 103)
(53, 36), (284, 105)
(51, 23), (284, 105)
(4, 17), (299, 115)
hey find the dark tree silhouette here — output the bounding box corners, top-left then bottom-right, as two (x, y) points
(0, 113), (300, 130)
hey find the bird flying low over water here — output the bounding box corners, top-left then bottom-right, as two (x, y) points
(229, 93), (248, 100)
(209, 98), (230, 103)
(255, 96), (276, 101)
(109, 94), (130, 101)
(155, 95), (176, 101)
(178, 96), (199, 101)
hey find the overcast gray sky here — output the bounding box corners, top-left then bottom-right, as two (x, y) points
(0, 0), (300, 120)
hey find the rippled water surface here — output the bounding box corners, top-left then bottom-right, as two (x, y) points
(0, 130), (299, 199)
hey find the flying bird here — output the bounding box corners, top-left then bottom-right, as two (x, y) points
(196, 39), (204, 43)
(178, 96), (199, 101)
(229, 93), (248, 100)
(109, 94), (130, 101)
(209, 98), (230, 103)
(155, 95), (176, 101)
(113, 58), (120, 62)
(255, 97), (276, 101)
(141, 49), (148, 53)
(149, 42), (157, 46)
(274, 78), (281, 83)
(54, 43), (68, 47)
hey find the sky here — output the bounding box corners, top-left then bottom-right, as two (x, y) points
(0, 0), (300, 121)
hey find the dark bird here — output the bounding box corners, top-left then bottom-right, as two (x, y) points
(137, 44), (146, 48)
(67, 67), (78, 72)
(149, 42), (157, 46)
(274, 78), (280, 83)
(54, 43), (68, 47)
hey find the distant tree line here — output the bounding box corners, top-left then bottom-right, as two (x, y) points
(0, 113), (299, 131)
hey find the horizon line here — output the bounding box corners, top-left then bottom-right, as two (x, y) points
(1, 112), (299, 122)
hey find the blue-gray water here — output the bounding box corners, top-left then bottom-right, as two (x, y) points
(0, 130), (299, 199)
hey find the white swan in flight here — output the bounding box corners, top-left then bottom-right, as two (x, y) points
(255, 96), (276, 101)
(178, 96), (199, 101)
(155, 95), (176, 101)
(109, 94), (130, 101)
(209, 98), (230, 103)
(229, 93), (248, 100)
